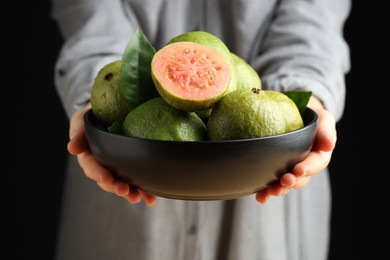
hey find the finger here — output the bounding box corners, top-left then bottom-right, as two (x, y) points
(68, 106), (91, 155)
(256, 189), (270, 204)
(313, 109), (337, 152)
(140, 191), (157, 206)
(97, 179), (130, 197)
(114, 181), (130, 196)
(126, 188), (142, 204)
(77, 152), (114, 184)
(291, 175), (311, 190)
(279, 173), (296, 187)
(269, 183), (294, 196)
(268, 184), (285, 196)
(67, 134), (90, 155)
(97, 181), (114, 193)
(293, 149), (332, 178)
(68, 109), (84, 141)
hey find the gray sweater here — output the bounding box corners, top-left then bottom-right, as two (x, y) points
(51, 1), (351, 259)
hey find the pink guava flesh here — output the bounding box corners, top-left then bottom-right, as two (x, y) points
(152, 42), (231, 101)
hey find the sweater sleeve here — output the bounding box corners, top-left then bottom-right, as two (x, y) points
(251, 0), (351, 121)
(51, 0), (138, 119)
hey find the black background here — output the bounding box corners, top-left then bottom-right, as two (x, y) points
(10, 1), (388, 259)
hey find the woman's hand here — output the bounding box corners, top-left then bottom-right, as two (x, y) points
(256, 96), (337, 204)
(67, 104), (157, 206)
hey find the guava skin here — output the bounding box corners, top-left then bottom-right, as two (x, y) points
(121, 97), (207, 141)
(231, 52), (262, 91)
(207, 88), (304, 140)
(90, 60), (132, 127)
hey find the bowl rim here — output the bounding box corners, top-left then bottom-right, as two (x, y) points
(84, 107), (318, 144)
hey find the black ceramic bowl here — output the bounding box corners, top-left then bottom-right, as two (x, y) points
(84, 108), (317, 201)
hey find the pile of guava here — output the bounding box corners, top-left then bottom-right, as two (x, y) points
(90, 29), (311, 141)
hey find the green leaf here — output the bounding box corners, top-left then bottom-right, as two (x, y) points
(121, 28), (160, 109)
(283, 90), (312, 116)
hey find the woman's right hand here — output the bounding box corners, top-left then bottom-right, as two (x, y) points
(67, 104), (157, 206)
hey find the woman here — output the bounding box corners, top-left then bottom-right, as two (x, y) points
(51, 0), (351, 259)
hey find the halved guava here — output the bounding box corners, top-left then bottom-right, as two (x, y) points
(151, 41), (232, 112)
(168, 31), (237, 95)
